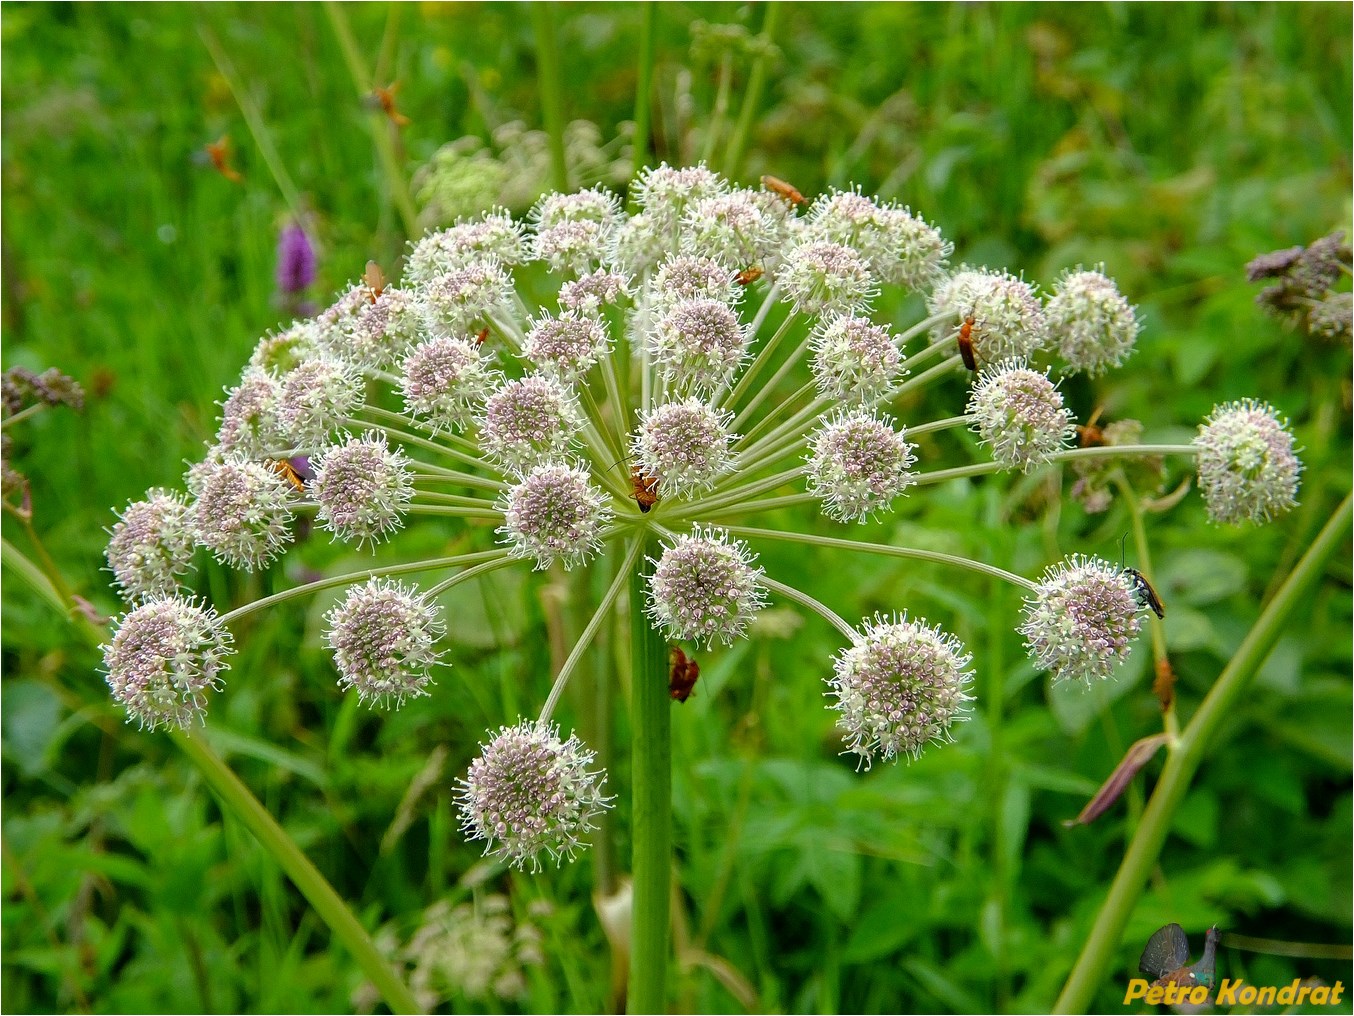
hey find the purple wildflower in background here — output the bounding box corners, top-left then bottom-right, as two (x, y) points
(276, 222), (317, 313)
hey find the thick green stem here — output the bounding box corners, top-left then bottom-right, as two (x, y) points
(1053, 492), (1352, 1013)
(532, 3), (571, 192)
(174, 733), (421, 1015)
(628, 533), (670, 1012)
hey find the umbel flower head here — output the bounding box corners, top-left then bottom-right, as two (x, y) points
(1193, 399), (1302, 525)
(99, 164), (1303, 876)
(105, 489), (197, 602)
(806, 410), (917, 523)
(1044, 267), (1141, 375)
(323, 578), (446, 707)
(1019, 555), (1143, 684)
(828, 613), (974, 768)
(455, 720), (612, 872)
(498, 463), (612, 570)
(967, 359), (1075, 472)
(102, 597), (234, 731)
(647, 526), (768, 647)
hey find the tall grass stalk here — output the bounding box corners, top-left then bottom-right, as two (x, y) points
(1054, 492), (1352, 1013)
(631, 2), (658, 185)
(323, 1), (419, 238)
(724, 1), (781, 179)
(532, 3), (571, 193)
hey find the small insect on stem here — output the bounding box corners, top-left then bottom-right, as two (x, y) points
(735, 266), (764, 286)
(1119, 534), (1165, 618)
(630, 463), (661, 514)
(761, 174), (807, 207)
(366, 82), (411, 128)
(474, 327), (490, 348)
(957, 315), (978, 371)
(203, 136), (243, 184)
(363, 260), (387, 303)
(668, 645), (700, 703)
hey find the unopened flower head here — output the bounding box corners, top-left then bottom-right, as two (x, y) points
(806, 410), (918, 523)
(632, 162), (727, 226)
(530, 188), (622, 273)
(324, 578), (445, 707)
(421, 260), (514, 334)
(102, 596), (233, 731)
(400, 335), (498, 432)
(806, 190), (950, 291)
(1020, 555), (1142, 684)
(810, 314), (903, 404)
(829, 613), (974, 768)
(931, 268), (1048, 366)
(523, 311), (610, 379)
(456, 720), (611, 872)
(649, 298), (749, 391)
(608, 212), (669, 277)
(1045, 268), (1141, 375)
(335, 287), (426, 370)
(498, 463), (612, 570)
(648, 254), (742, 312)
(1194, 399), (1302, 525)
(276, 357), (363, 449)
(558, 269), (630, 314)
(632, 399), (736, 498)
(968, 360), (1074, 472)
(780, 240), (875, 317)
(216, 367), (284, 457)
(406, 211), (526, 284)
(647, 526), (767, 647)
(532, 220), (612, 274)
(311, 433), (414, 547)
(481, 374), (584, 469)
(681, 190), (788, 270)
(250, 320), (323, 375)
(106, 489), (197, 603)
(187, 457), (295, 570)
(531, 186), (621, 231)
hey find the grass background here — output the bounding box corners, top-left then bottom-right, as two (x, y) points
(3, 3), (1351, 1012)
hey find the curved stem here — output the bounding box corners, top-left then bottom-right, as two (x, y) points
(425, 552), (521, 597)
(218, 550), (508, 624)
(1053, 492), (1352, 1013)
(720, 524), (1037, 590)
(915, 444), (1197, 487)
(3, 531), (421, 1015)
(759, 575), (855, 640)
(628, 531), (670, 1013)
(538, 538), (642, 723)
(174, 733), (421, 1014)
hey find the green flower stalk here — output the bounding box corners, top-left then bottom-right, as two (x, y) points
(99, 163), (1303, 1009)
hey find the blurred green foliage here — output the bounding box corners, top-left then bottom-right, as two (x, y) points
(2, 3), (1350, 1013)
